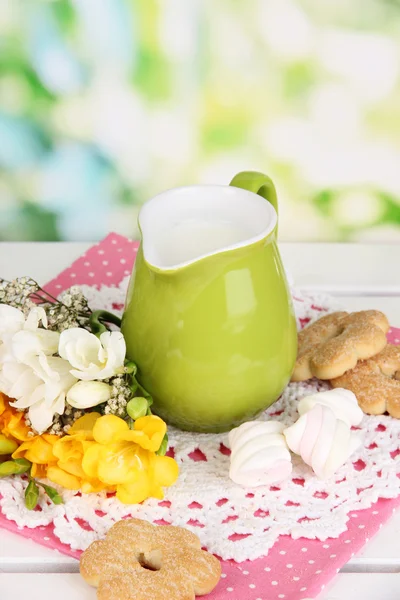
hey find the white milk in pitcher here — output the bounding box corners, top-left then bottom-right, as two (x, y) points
(157, 219), (248, 267)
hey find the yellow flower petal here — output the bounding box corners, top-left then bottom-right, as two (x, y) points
(116, 471), (151, 504)
(82, 443), (103, 479)
(130, 416), (167, 452)
(47, 466), (81, 490)
(81, 480), (109, 494)
(93, 415), (129, 445)
(96, 442), (143, 486)
(0, 394), (6, 416)
(31, 463), (47, 479)
(148, 484), (165, 500)
(0, 396), (32, 442)
(57, 459), (86, 479)
(69, 412), (102, 438)
(52, 436), (85, 463)
(13, 437), (58, 464)
(41, 434), (60, 446)
(151, 455), (180, 487)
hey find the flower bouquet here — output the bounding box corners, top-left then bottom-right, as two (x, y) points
(0, 278), (179, 509)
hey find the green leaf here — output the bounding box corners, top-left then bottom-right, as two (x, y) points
(40, 483), (64, 505)
(88, 310), (122, 336)
(25, 480), (40, 510)
(156, 433), (168, 456)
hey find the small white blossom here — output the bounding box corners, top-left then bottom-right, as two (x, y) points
(0, 306), (76, 433)
(58, 328), (126, 381)
(67, 380), (111, 409)
(2, 357), (76, 434)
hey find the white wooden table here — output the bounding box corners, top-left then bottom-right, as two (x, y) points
(1, 242), (400, 600)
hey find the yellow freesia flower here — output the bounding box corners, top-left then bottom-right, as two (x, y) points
(68, 411), (101, 437)
(78, 412), (179, 504)
(92, 414), (167, 452)
(5, 402), (178, 504)
(12, 434), (59, 477)
(49, 430), (108, 493)
(0, 393), (32, 442)
(116, 452), (179, 505)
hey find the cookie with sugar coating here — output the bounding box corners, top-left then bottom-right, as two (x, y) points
(292, 310), (389, 382)
(331, 344), (400, 419)
(80, 518), (221, 600)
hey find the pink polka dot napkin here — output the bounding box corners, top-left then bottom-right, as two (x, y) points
(1, 232), (399, 600)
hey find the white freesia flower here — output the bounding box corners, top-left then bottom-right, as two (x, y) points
(67, 380), (111, 409)
(58, 328), (126, 380)
(0, 304), (52, 363)
(12, 329), (60, 365)
(1, 357), (77, 434)
(0, 305), (76, 433)
(0, 305), (26, 337)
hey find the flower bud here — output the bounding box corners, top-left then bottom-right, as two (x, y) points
(67, 381), (111, 409)
(126, 397), (148, 420)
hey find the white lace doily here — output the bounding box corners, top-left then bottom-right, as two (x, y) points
(1, 280), (399, 562)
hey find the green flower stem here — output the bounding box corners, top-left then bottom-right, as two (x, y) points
(89, 310), (122, 336)
(24, 476), (64, 510)
(36, 481), (63, 505)
(133, 377), (153, 403)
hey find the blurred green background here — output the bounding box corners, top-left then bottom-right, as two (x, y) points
(1, 0), (400, 242)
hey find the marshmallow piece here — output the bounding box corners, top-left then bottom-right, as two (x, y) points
(284, 404), (363, 479)
(298, 388), (363, 427)
(229, 421), (292, 487)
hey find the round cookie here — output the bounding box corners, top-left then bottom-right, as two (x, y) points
(292, 310), (390, 382)
(80, 518), (221, 600)
(331, 344), (400, 419)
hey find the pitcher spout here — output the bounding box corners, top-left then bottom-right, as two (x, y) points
(139, 184), (277, 272)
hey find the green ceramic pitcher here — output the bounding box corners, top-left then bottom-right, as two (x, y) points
(121, 171), (297, 433)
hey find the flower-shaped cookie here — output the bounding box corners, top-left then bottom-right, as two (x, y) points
(292, 310), (389, 381)
(331, 344), (400, 418)
(80, 518), (221, 600)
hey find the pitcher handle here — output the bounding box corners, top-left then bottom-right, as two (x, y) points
(229, 170), (278, 235)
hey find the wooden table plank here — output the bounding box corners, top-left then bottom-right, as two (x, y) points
(280, 243), (400, 295)
(1, 572), (400, 600)
(0, 574), (94, 600)
(322, 573), (400, 600)
(1, 242), (400, 295)
(0, 531), (77, 570)
(0, 242), (91, 283)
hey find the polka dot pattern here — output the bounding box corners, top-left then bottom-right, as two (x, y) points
(45, 232), (139, 296)
(1, 232), (400, 600)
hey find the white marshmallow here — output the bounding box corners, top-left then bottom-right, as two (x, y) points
(228, 421), (292, 487)
(298, 388), (363, 427)
(284, 403), (362, 479)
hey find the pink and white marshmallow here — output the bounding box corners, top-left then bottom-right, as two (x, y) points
(228, 421), (292, 487)
(284, 389), (363, 479)
(297, 388), (363, 427)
